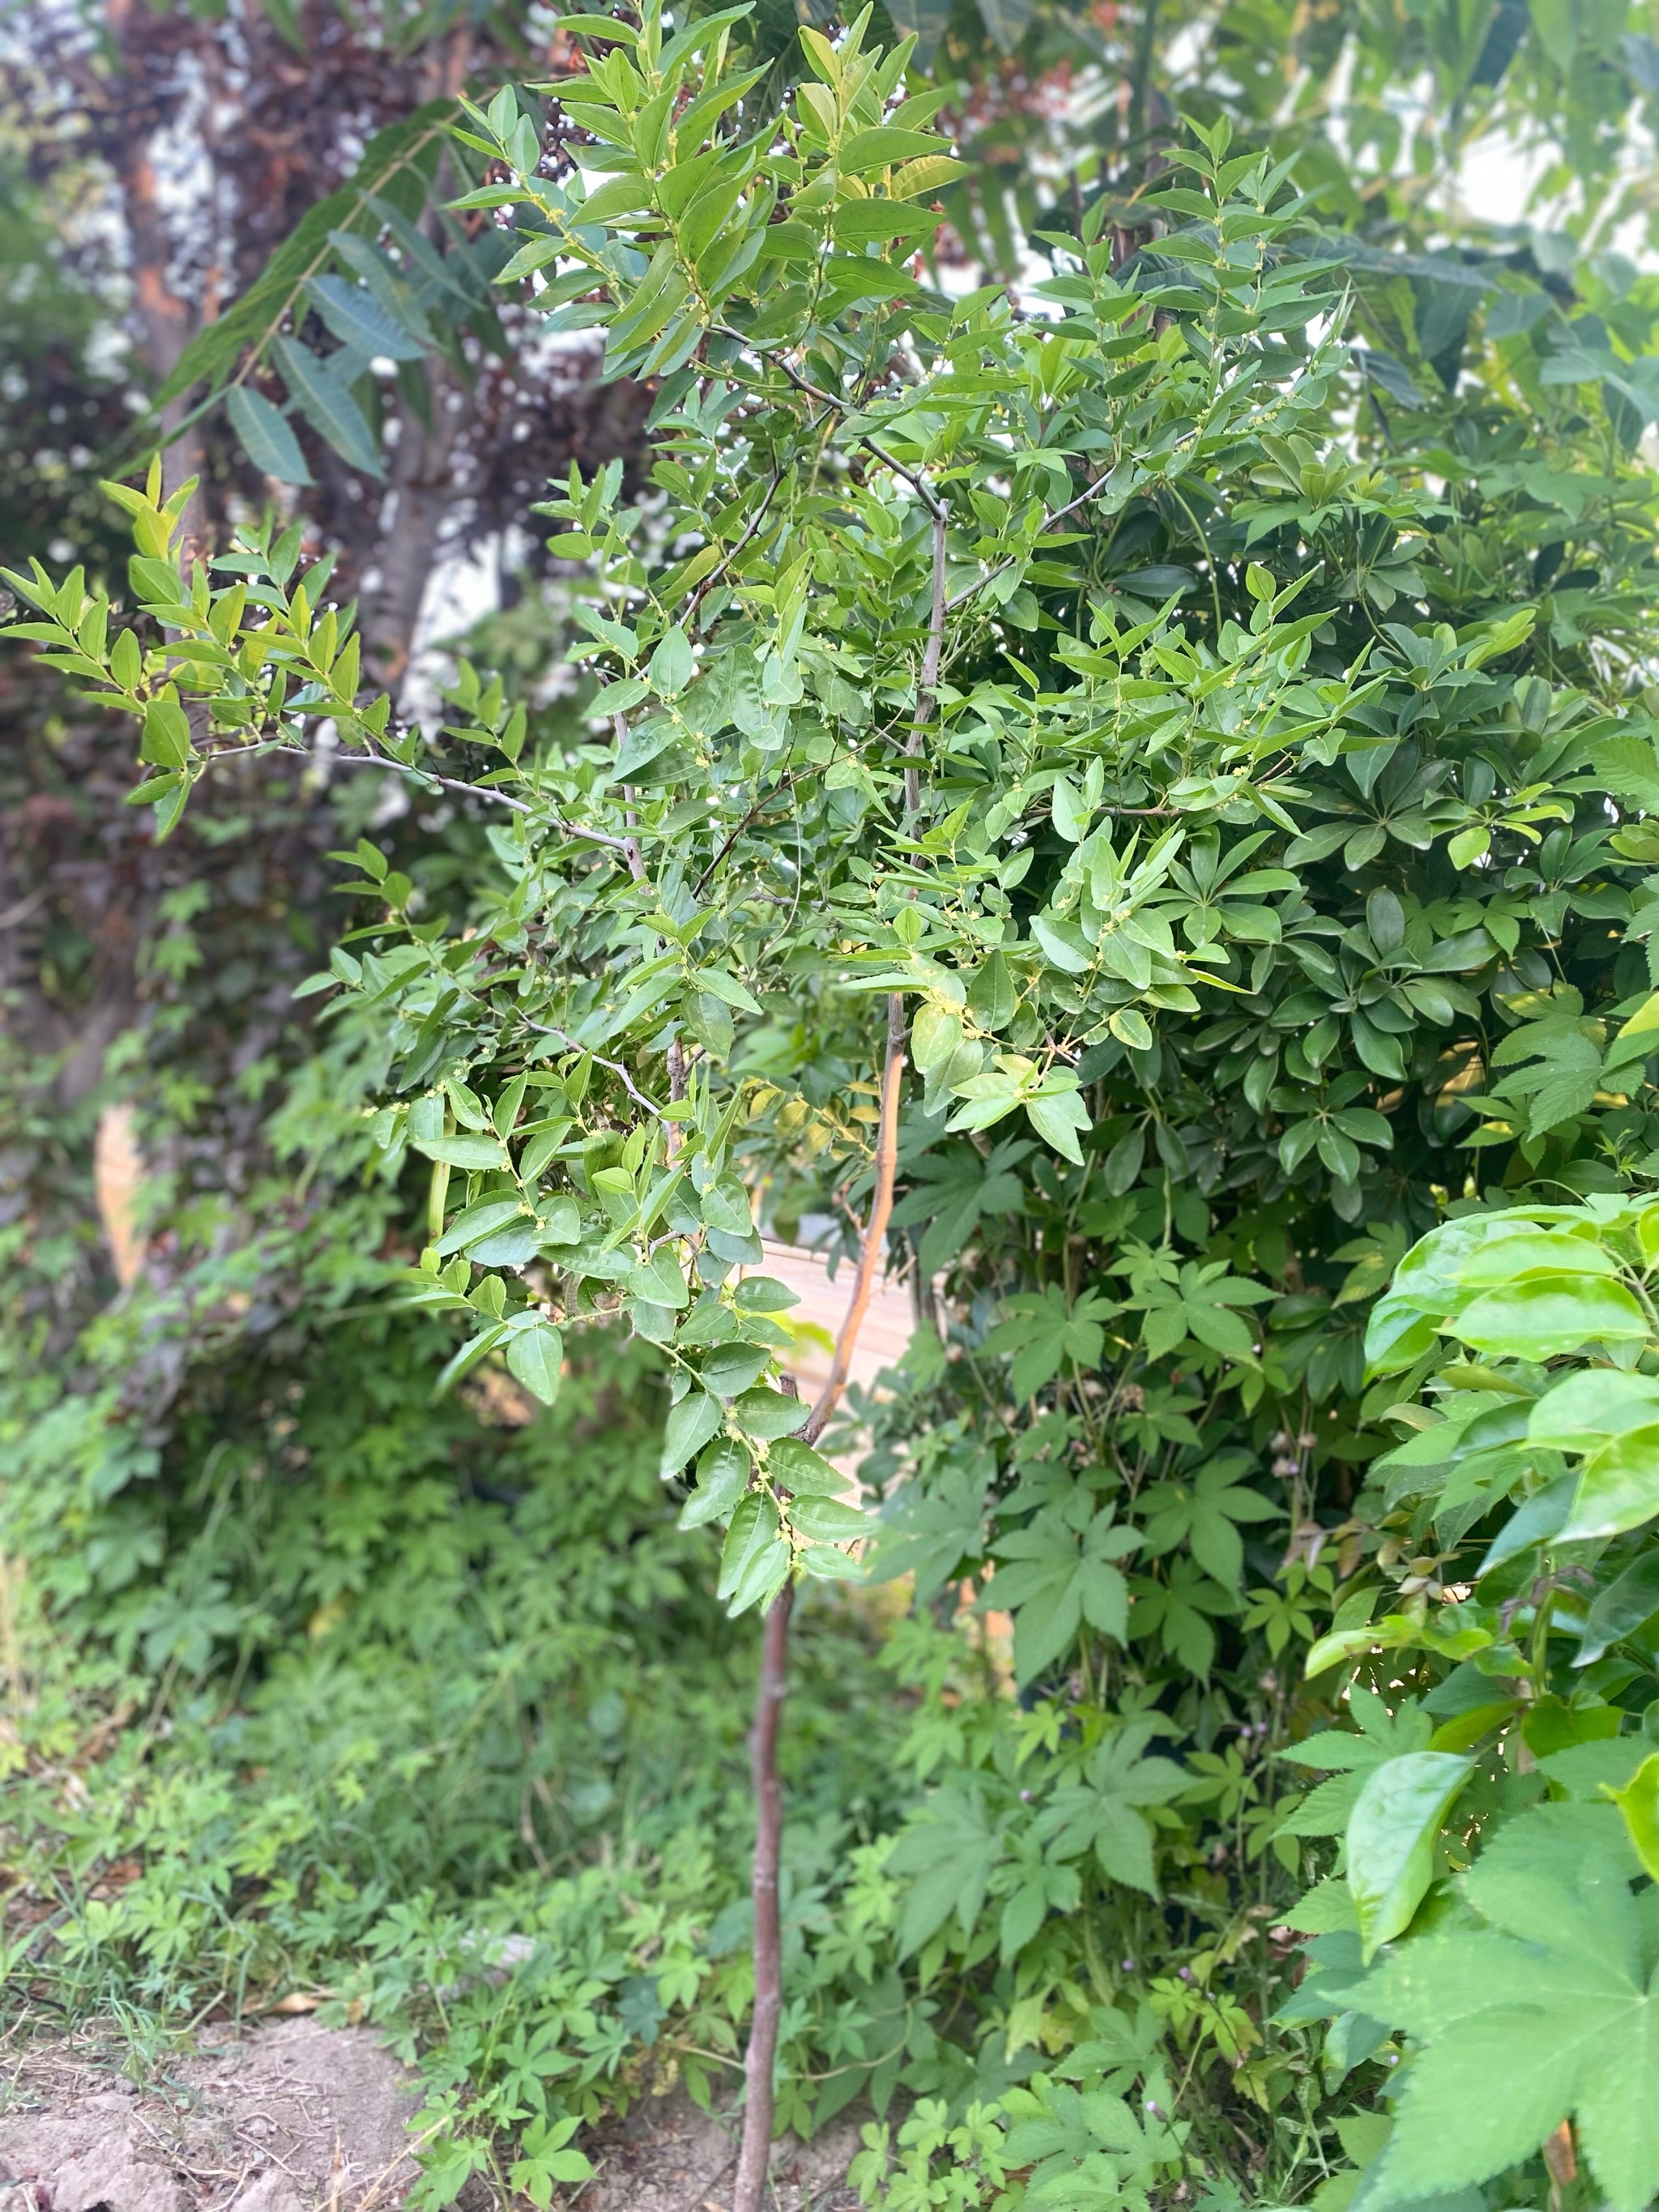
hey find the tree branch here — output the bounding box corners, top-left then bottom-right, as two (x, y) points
(525, 1022), (668, 1121)
(324, 747), (533, 814)
(944, 464), (1117, 613)
(714, 325), (949, 523)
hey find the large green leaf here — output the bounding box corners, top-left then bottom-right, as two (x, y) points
(1562, 1423), (1659, 1542)
(1449, 1275), (1649, 1360)
(1346, 1751), (1472, 1962)
(155, 101), (454, 408)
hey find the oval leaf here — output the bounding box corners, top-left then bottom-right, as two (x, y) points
(1346, 1751), (1473, 1962)
(505, 1321), (564, 1407)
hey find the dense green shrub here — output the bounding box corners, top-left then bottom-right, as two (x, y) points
(1274, 1193), (1659, 2212)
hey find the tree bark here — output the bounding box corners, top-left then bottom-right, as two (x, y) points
(732, 1578), (795, 2212)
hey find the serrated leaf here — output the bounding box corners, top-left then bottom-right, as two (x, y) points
(305, 272), (427, 360)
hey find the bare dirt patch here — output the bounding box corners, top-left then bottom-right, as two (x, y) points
(0, 2031), (862, 2212)
(0, 2019), (419, 2212)
(580, 2089), (862, 2212)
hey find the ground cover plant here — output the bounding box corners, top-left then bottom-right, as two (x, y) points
(9, 0), (1659, 2206)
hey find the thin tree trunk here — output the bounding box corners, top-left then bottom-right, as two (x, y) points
(731, 430), (946, 2212)
(104, 0), (204, 525)
(734, 1578), (795, 2212)
(731, 991), (909, 2212)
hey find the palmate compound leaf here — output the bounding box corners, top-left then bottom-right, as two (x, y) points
(886, 1780), (1005, 1955)
(1134, 1450), (1279, 1587)
(987, 1505), (1141, 1685)
(1033, 1719), (1190, 1895)
(866, 1452), (992, 1598)
(1357, 1803), (1659, 2212)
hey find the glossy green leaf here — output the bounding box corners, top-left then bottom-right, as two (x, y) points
(1346, 1750), (1473, 1961)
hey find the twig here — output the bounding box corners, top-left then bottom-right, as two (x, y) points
(690, 769), (812, 898)
(714, 325), (948, 523)
(526, 1021), (667, 1121)
(324, 747), (531, 813)
(944, 464), (1117, 613)
(686, 461), (790, 621)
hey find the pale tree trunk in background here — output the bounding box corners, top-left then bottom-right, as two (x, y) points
(105, 0), (205, 524)
(364, 23), (476, 690)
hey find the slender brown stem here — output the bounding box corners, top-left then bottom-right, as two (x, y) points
(803, 992), (908, 1450)
(733, 1577), (795, 2212)
(731, 997), (907, 2212)
(731, 420), (945, 2212)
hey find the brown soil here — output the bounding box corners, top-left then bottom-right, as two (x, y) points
(0, 2027), (862, 2212)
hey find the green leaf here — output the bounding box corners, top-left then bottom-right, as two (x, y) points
(305, 273), (426, 360)
(273, 335), (385, 476)
(1363, 1808), (1659, 2212)
(505, 1321), (564, 1406)
(718, 1491), (788, 1613)
(1025, 1082), (1090, 1164)
(838, 126), (955, 171)
(1450, 1276), (1650, 1360)
(648, 626), (694, 695)
(791, 1495), (867, 1543)
(1529, 1369), (1659, 1450)
(678, 1437), (751, 1528)
(1346, 1750), (1472, 1962)
(1562, 1424), (1659, 1542)
(660, 1390), (723, 1478)
(226, 386), (313, 483)
(966, 951), (1016, 1031)
(888, 1783), (1003, 1954)
(1606, 1750), (1659, 1882)
(988, 1507), (1140, 1685)
(1576, 1552), (1659, 1667)
(433, 1197), (524, 1256)
(766, 1437), (844, 1496)
(698, 1342), (770, 1397)
(139, 698), (191, 769)
(412, 1134), (510, 1170)
(1034, 1721), (1189, 1895)
(153, 101), (454, 409)
(730, 1386), (805, 1440)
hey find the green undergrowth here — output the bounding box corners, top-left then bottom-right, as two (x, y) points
(2, 1317), (917, 2203)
